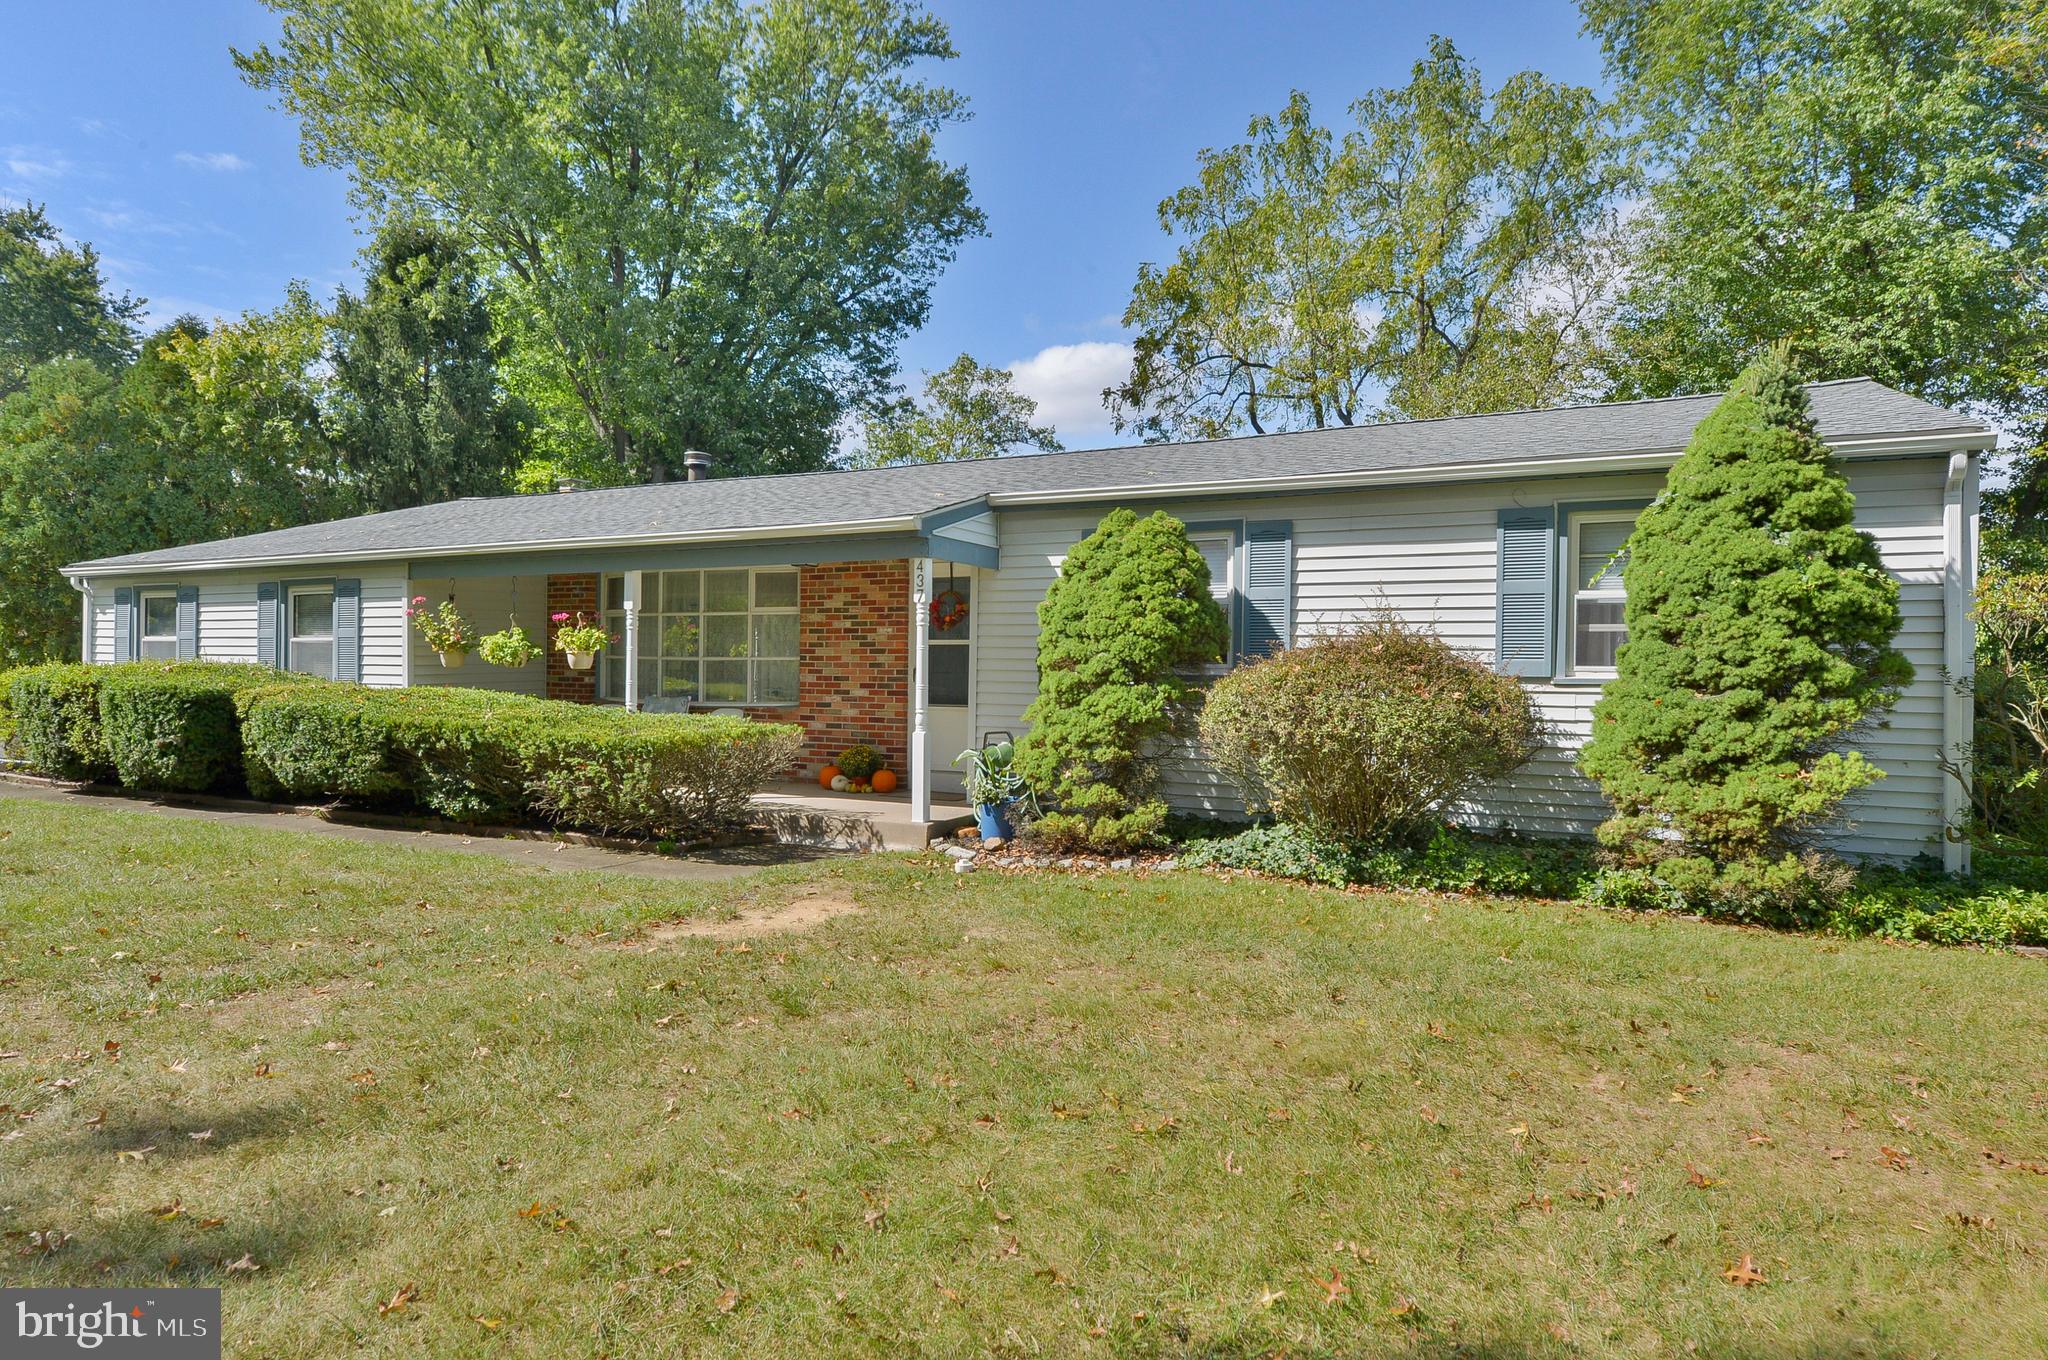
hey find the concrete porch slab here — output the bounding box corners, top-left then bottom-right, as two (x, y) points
(752, 782), (973, 851)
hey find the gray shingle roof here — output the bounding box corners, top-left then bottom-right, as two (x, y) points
(68, 379), (1989, 573)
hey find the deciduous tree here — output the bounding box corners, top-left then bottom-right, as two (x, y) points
(1108, 39), (1625, 440)
(237, 0), (983, 481)
(1582, 0), (2048, 423)
(846, 353), (1060, 468)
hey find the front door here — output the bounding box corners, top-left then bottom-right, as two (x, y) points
(926, 564), (973, 798)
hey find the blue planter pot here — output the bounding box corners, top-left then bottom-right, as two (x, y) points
(974, 802), (1013, 841)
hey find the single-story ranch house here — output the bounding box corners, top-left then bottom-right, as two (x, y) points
(64, 379), (1988, 869)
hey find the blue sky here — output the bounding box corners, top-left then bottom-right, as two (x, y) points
(0, 0), (1601, 448)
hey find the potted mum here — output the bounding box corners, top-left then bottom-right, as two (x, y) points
(552, 611), (612, 671)
(409, 596), (476, 668)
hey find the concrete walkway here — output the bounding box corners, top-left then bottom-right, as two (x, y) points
(0, 781), (846, 882)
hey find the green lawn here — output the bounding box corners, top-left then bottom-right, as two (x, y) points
(2, 800), (2044, 1358)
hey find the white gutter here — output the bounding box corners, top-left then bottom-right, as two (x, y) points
(65, 513), (923, 578)
(1940, 450), (1980, 875)
(983, 429), (1991, 508)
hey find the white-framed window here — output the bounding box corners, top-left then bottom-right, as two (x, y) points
(138, 590), (178, 661)
(601, 568), (800, 707)
(287, 586), (336, 677)
(1564, 511), (1637, 677)
(1189, 530), (1237, 668)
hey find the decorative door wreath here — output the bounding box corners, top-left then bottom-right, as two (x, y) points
(930, 589), (969, 631)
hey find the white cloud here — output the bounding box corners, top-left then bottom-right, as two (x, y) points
(2, 145), (72, 181)
(1005, 340), (1135, 441)
(176, 151), (251, 173)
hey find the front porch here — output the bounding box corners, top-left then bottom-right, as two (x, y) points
(402, 531), (996, 842)
(754, 781), (973, 851)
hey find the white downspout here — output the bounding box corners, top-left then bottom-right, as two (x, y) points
(623, 570), (642, 712)
(910, 556), (932, 825)
(71, 576), (92, 662)
(1940, 450), (1978, 875)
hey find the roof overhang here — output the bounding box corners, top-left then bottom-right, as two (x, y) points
(64, 513), (927, 578)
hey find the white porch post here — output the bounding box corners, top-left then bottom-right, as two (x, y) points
(910, 556), (932, 822)
(398, 578), (412, 687)
(623, 569), (642, 712)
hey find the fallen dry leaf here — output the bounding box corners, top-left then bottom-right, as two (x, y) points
(1686, 1163), (1718, 1189)
(1722, 1255), (1766, 1287)
(1314, 1270), (1349, 1306)
(223, 1254), (260, 1275)
(377, 1282), (419, 1317)
(714, 1285), (740, 1314)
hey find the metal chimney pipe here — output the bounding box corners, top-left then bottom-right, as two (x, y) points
(683, 450), (712, 481)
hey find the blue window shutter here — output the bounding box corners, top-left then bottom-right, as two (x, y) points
(334, 578), (361, 681)
(112, 587), (134, 661)
(175, 586), (199, 660)
(1242, 521), (1293, 657)
(1495, 507), (1555, 677)
(257, 581), (281, 668)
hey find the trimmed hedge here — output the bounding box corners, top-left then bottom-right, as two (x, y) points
(99, 663), (306, 793)
(239, 685), (803, 839)
(5, 663), (115, 781)
(3, 662), (801, 843)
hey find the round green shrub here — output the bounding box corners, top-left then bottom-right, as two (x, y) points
(1198, 617), (1540, 845)
(98, 662), (295, 793)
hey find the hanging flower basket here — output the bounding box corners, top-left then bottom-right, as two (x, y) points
(478, 624), (544, 669)
(409, 596), (476, 660)
(552, 611), (611, 672)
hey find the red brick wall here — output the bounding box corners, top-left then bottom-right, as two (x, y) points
(545, 573), (599, 703)
(737, 559), (908, 779)
(544, 561), (911, 783)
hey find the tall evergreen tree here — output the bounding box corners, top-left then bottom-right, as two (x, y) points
(0, 203), (145, 398)
(329, 220), (528, 510)
(1015, 509), (1229, 851)
(1580, 345), (1913, 911)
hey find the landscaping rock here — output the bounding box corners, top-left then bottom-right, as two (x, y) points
(1110, 858), (1135, 871)
(942, 844), (976, 860)
(983, 836), (1007, 851)
(952, 856), (976, 874)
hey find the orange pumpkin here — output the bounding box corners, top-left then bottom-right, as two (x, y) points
(818, 764), (841, 789)
(870, 768), (898, 794)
